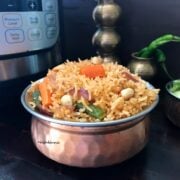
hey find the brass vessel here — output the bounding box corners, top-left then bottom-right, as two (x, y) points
(92, 0), (122, 63)
(127, 53), (157, 81)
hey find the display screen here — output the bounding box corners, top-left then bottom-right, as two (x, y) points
(0, 0), (42, 12)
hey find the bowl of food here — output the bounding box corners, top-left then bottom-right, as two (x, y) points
(21, 57), (159, 167)
(165, 79), (180, 127)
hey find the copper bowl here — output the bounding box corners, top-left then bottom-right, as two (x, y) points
(21, 81), (159, 168)
(165, 80), (180, 127)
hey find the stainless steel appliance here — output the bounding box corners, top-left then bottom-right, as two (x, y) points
(0, 0), (61, 105)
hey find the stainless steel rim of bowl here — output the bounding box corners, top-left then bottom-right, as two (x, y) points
(166, 79), (180, 99)
(21, 80), (159, 127)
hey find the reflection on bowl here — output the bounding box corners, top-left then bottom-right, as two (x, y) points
(21, 81), (159, 168)
(165, 80), (180, 127)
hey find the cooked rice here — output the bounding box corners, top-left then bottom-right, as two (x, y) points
(28, 58), (159, 122)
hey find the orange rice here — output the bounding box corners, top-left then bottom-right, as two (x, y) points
(28, 57), (159, 122)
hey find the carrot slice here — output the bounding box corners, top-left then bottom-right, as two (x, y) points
(122, 72), (139, 82)
(80, 64), (105, 78)
(38, 78), (51, 106)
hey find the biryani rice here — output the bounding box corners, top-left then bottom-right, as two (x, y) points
(28, 58), (159, 122)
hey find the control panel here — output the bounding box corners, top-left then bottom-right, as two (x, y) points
(0, 0), (59, 56)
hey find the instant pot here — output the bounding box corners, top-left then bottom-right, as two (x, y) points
(0, 0), (62, 106)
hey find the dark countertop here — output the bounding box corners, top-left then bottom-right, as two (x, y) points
(0, 101), (180, 180)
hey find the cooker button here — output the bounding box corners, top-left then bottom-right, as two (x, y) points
(28, 28), (42, 41)
(3, 14), (22, 28)
(21, 0), (42, 11)
(28, 14), (40, 25)
(28, 1), (38, 11)
(45, 1), (56, 11)
(5, 29), (24, 43)
(45, 13), (56, 25)
(46, 27), (57, 39)
(7, 0), (18, 11)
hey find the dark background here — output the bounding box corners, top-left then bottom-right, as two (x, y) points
(0, 1), (180, 179)
(60, 0), (180, 78)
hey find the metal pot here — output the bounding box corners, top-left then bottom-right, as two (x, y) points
(127, 53), (157, 81)
(165, 80), (180, 127)
(21, 81), (159, 168)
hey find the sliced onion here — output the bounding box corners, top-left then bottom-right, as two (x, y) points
(37, 105), (52, 116)
(78, 88), (90, 100)
(68, 88), (75, 96)
(68, 87), (90, 100)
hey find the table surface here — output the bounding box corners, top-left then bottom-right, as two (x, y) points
(0, 100), (180, 180)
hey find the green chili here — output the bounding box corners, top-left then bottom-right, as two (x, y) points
(137, 47), (149, 57)
(76, 102), (105, 120)
(160, 63), (174, 80)
(155, 49), (166, 63)
(138, 34), (180, 58)
(87, 104), (105, 120)
(155, 49), (174, 80)
(136, 34), (180, 80)
(75, 102), (84, 109)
